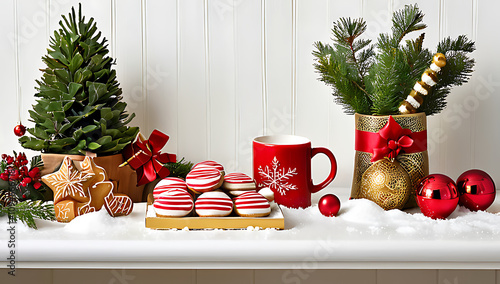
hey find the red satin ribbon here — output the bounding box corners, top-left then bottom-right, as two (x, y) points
(122, 130), (177, 186)
(355, 116), (427, 162)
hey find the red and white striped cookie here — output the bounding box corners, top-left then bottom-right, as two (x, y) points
(153, 177), (187, 199)
(222, 172), (256, 191)
(228, 190), (256, 197)
(186, 165), (223, 193)
(192, 160), (225, 175)
(233, 191), (271, 217)
(195, 191), (233, 217)
(153, 188), (194, 217)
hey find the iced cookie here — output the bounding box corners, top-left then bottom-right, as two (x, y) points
(195, 191), (233, 217)
(153, 177), (187, 199)
(186, 165), (223, 193)
(258, 187), (275, 202)
(233, 191), (271, 217)
(228, 190), (256, 197)
(104, 192), (134, 217)
(222, 172), (256, 191)
(192, 160), (225, 175)
(154, 188), (194, 217)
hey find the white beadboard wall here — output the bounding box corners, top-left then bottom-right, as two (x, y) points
(1, 0), (499, 189)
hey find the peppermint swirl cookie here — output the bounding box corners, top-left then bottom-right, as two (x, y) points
(195, 191), (233, 217)
(222, 172), (256, 191)
(233, 191), (271, 217)
(186, 165), (223, 193)
(192, 160), (225, 175)
(153, 177), (187, 199)
(153, 188), (194, 217)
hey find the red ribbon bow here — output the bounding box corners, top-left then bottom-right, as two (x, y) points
(121, 130), (177, 186)
(371, 116), (414, 162)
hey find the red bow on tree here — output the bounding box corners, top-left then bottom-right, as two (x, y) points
(121, 130), (176, 186)
(371, 116), (414, 162)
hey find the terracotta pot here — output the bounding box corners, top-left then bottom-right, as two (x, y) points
(40, 153), (145, 202)
(351, 112), (429, 209)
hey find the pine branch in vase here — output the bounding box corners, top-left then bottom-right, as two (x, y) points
(313, 4), (475, 116)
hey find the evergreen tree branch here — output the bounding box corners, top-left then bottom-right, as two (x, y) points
(0, 200), (55, 229)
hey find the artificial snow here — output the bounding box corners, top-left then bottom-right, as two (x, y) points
(1, 188), (500, 242)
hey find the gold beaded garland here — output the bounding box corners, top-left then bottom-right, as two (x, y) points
(433, 53), (446, 67)
(399, 53), (447, 114)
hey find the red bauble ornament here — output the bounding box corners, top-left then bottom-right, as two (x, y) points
(457, 169), (496, 211)
(14, 124), (26, 137)
(416, 174), (459, 219)
(318, 194), (340, 217)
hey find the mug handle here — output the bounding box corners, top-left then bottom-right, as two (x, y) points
(310, 147), (337, 193)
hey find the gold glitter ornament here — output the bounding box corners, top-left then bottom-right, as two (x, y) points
(358, 158), (412, 210)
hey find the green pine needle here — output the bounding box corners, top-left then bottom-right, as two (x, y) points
(0, 200), (55, 230)
(313, 4), (475, 116)
(165, 158), (194, 179)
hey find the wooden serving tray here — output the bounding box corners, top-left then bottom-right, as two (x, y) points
(145, 193), (285, 230)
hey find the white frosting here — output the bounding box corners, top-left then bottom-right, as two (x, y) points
(422, 73), (437, 86)
(223, 182), (256, 191)
(430, 63), (441, 73)
(258, 187), (274, 202)
(228, 190), (256, 196)
(413, 82), (428, 95)
(406, 95), (421, 109)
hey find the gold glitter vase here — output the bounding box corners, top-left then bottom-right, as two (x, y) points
(351, 113), (429, 209)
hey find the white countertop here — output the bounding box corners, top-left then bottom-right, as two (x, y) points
(2, 187), (500, 269)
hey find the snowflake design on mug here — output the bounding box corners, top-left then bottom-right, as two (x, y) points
(258, 157), (298, 195)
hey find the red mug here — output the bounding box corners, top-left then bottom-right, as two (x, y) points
(253, 135), (337, 208)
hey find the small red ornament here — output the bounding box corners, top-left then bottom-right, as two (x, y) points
(318, 194), (341, 217)
(14, 124), (26, 137)
(416, 174), (459, 219)
(457, 169), (496, 211)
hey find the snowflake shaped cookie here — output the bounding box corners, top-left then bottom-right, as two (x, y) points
(258, 156), (297, 195)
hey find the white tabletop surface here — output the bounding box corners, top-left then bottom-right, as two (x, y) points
(1, 187), (500, 269)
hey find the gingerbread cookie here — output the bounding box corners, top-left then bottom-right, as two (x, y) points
(79, 156), (114, 212)
(233, 191), (271, 217)
(195, 190), (233, 217)
(42, 156), (94, 205)
(153, 177), (187, 199)
(186, 165), (223, 193)
(154, 188), (194, 217)
(104, 192), (134, 217)
(222, 172), (256, 191)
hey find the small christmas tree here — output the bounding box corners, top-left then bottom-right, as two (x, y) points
(19, 4), (139, 155)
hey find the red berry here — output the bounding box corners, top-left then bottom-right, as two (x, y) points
(1, 154), (6, 160)
(22, 194), (26, 199)
(14, 124), (26, 137)
(6, 156), (14, 164)
(0, 173), (8, 181)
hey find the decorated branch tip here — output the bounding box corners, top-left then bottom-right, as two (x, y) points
(313, 4), (475, 116)
(399, 53), (447, 114)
